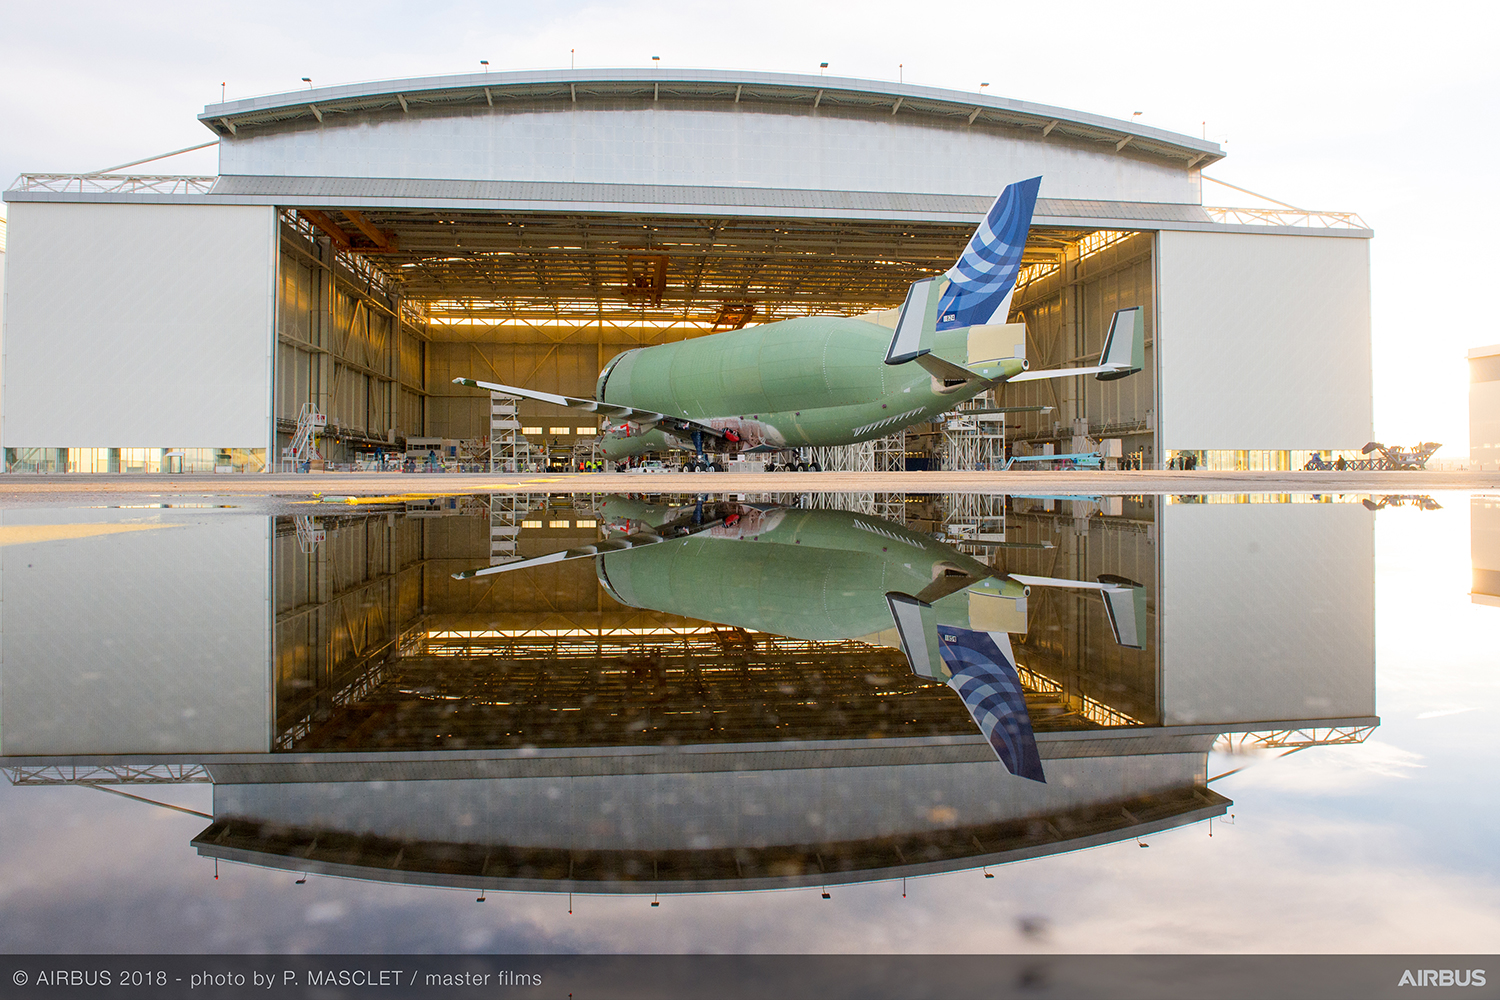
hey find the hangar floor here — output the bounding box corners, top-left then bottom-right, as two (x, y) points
(0, 470), (1492, 506)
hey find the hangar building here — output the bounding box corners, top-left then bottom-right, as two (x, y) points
(0, 69), (1372, 472)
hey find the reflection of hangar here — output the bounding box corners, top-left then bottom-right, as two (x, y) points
(2, 70), (1370, 472)
(3, 496), (1378, 893)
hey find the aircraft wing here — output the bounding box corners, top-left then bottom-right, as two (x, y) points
(453, 532), (667, 580)
(455, 500), (738, 580)
(451, 377), (739, 442)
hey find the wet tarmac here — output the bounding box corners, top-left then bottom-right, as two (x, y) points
(0, 468), (1494, 506)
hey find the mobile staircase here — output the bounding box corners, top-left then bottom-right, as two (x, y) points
(281, 404), (327, 472)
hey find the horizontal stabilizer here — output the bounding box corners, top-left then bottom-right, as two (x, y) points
(1005, 307), (1144, 383)
(452, 377), (667, 424)
(1010, 573), (1147, 649)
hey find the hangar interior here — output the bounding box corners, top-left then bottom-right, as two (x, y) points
(0, 69), (1373, 472)
(270, 203), (1162, 471)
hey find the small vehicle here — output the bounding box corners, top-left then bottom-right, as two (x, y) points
(624, 461), (670, 474)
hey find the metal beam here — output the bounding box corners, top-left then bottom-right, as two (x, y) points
(299, 209), (352, 248)
(85, 139), (221, 176)
(342, 209), (398, 250)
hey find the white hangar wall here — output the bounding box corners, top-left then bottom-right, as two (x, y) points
(217, 107), (1198, 205)
(1157, 230), (1372, 452)
(1, 202), (276, 450)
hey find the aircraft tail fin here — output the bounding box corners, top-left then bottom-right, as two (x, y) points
(883, 176), (1041, 366)
(1094, 307), (1145, 381)
(885, 593), (944, 680)
(937, 176), (1041, 331)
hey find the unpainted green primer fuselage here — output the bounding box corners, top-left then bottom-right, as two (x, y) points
(595, 502), (1027, 644)
(597, 316), (1022, 460)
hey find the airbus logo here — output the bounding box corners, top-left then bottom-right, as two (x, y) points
(1398, 969), (1486, 987)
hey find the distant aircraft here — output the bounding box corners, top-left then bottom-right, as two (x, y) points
(454, 176), (1146, 470)
(454, 497), (1149, 780)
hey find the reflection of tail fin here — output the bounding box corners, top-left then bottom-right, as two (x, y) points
(939, 627), (1046, 782)
(1097, 574), (1148, 649)
(937, 177), (1042, 332)
(1094, 307), (1145, 381)
(886, 595), (1044, 781)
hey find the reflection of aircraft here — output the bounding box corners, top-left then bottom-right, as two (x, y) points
(453, 177), (1145, 469)
(456, 498), (1148, 780)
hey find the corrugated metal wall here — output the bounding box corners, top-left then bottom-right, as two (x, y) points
(424, 325), (670, 440)
(277, 225), (427, 462)
(1001, 232), (1157, 462)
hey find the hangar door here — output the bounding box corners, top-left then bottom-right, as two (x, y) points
(1157, 230), (1371, 452)
(2, 202), (276, 452)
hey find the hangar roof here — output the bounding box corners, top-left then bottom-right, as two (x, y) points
(198, 68), (1224, 171)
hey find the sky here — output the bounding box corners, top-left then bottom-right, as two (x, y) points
(0, 0), (1496, 451)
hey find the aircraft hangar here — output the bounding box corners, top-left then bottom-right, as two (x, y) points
(0, 69), (1372, 473)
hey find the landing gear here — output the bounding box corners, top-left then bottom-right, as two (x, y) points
(795, 462), (809, 472)
(809, 462), (822, 472)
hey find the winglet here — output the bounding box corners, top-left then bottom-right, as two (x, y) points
(1097, 574), (1148, 649)
(884, 276), (943, 366)
(1094, 307), (1145, 381)
(885, 593), (945, 680)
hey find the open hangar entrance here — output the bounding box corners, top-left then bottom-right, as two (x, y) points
(274, 202), (1156, 472)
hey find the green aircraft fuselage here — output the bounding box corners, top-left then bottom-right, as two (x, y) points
(597, 315), (1024, 460)
(595, 502), (1027, 644)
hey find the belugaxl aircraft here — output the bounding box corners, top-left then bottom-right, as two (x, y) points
(454, 176), (1145, 469)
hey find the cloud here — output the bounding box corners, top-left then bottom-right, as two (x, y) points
(1210, 739), (1424, 796)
